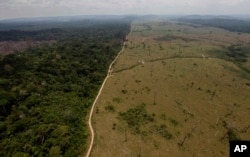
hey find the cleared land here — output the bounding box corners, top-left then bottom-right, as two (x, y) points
(91, 19), (250, 157)
(0, 40), (56, 55)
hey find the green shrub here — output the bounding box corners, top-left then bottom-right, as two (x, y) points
(105, 105), (115, 112)
(118, 104), (154, 133)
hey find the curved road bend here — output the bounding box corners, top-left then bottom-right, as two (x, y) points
(85, 41), (126, 157)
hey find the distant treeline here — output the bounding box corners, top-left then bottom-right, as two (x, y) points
(178, 18), (250, 33)
(0, 19), (130, 157)
(0, 20), (131, 41)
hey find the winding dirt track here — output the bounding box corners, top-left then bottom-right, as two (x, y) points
(85, 41), (126, 157)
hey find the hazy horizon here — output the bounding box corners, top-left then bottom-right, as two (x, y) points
(1, 0), (250, 20)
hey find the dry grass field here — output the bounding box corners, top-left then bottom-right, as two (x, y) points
(90, 19), (250, 157)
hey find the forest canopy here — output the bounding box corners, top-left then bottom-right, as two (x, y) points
(178, 17), (250, 33)
(0, 18), (131, 157)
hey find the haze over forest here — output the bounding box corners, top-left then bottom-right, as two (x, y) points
(1, 0), (250, 20)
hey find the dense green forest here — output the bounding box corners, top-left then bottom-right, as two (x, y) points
(0, 19), (130, 156)
(178, 18), (250, 33)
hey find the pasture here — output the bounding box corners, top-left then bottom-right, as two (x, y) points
(91, 19), (250, 157)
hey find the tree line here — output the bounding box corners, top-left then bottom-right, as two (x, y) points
(178, 18), (250, 33)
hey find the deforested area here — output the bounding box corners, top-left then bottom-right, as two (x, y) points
(91, 17), (250, 157)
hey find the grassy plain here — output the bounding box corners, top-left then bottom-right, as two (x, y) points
(91, 19), (250, 157)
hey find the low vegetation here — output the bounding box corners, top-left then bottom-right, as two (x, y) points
(118, 104), (154, 134)
(208, 44), (250, 78)
(155, 34), (196, 42)
(149, 124), (173, 140)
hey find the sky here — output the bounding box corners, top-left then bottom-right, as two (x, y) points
(0, 0), (250, 20)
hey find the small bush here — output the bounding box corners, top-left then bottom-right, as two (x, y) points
(105, 105), (115, 112)
(121, 89), (128, 94)
(159, 113), (166, 120)
(168, 118), (179, 127)
(227, 128), (240, 141)
(118, 104), (154, 133)
(149, 124), (173, 140)
(112, 97), (122, 103)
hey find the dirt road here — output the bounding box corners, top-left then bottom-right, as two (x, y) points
(85, 42), (126, 157)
